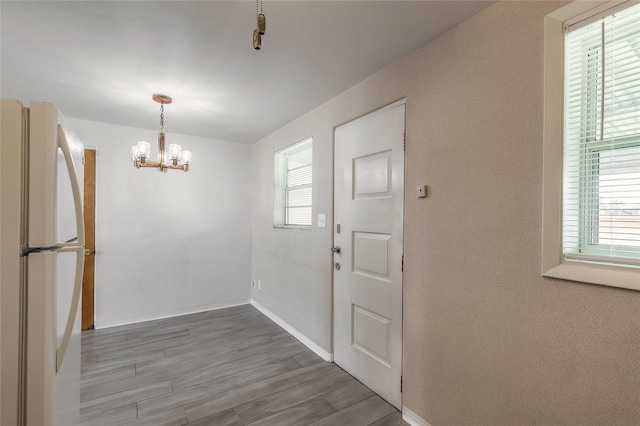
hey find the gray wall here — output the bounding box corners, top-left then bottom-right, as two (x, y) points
(70, 118), (252, 328)
(251, 1), (640, 424)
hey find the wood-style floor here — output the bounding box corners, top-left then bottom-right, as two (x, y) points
(81, 304), (407, 426)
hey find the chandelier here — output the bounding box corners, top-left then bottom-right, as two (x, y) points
(131, 94), (192, 172)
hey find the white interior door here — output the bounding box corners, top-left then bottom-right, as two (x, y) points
(333, 101), (405, 409)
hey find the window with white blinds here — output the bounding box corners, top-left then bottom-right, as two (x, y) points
(274, 137), (313, 228)
(563, 2), (640, 268)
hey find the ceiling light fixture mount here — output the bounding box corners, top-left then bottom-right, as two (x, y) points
(131, 94), (192, 173)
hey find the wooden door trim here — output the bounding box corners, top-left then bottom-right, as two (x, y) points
(82, 149), (96, 330)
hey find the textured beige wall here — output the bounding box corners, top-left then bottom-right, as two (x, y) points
(252, 1), (640, 424)
(399, 2), (640, 424)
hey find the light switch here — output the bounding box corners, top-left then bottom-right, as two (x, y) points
(318, 213), (326, 228)
(417, 185), (428, 198)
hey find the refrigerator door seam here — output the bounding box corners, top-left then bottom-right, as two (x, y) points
(18, 103), (29, 426)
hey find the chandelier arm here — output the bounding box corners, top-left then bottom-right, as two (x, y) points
(136, 160), (186, 172)
(138, 160), (161, 168)
(164, 163), (188, 172)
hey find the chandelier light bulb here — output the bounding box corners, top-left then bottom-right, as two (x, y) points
(169, 144), (182, 160)
(136, 141), (151, 158)
(180, 150), (192, 165)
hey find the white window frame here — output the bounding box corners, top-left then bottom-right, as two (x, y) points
(273, 137), (313, 230)
(542, 0), (640, 291)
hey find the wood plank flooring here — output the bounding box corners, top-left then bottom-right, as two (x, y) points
(81, 304), (407, 426)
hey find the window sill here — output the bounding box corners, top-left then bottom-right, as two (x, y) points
(273, 225), (312, 232)
(543, 261), (640, 291)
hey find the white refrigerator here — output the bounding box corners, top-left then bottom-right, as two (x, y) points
(1, 99), (85, 426)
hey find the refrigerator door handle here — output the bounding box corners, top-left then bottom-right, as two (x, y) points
(56, 246), (84, 372)
(55, 123), (85, 372)
(57, 124), (85, 247)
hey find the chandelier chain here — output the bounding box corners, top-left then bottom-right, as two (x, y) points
(160, 103), (164, 131)
(256, 0), (263, 26)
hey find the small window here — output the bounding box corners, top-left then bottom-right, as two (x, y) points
(543, 1), (640, 290)
(274, 137), (313, 229)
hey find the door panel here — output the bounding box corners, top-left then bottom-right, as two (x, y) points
(27, 250), (81, 426)
(28, 103), (59, 248)
(353, 151), (392, 197)
(333, 101), (405, 409)
(352, 305), (391, 365)
(353, 232), (390, 277)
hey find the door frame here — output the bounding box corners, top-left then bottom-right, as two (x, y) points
(331, 98), (406, 406)
(82, 148), (96, 330)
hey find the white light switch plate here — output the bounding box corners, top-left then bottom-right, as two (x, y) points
(318, 214), (326, 228)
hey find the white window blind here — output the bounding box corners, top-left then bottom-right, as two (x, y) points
(563, 2), (640, 267)
(274, 137), (313, 228)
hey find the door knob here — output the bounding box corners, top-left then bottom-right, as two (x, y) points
(331, 246), (341, 254)
(84, 249), (92, 256)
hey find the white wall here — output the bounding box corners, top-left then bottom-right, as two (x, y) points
(69, 118), (252, 328)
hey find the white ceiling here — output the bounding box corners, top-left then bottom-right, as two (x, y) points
(1, 1), (492, 143)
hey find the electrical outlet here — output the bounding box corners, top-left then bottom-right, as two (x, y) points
(257, 280), (262, 290)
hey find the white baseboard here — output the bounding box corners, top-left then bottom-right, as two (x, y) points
(250, 299), (333, 362)
(402, 406), (432, 426)
(95, 299), (250, 329)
